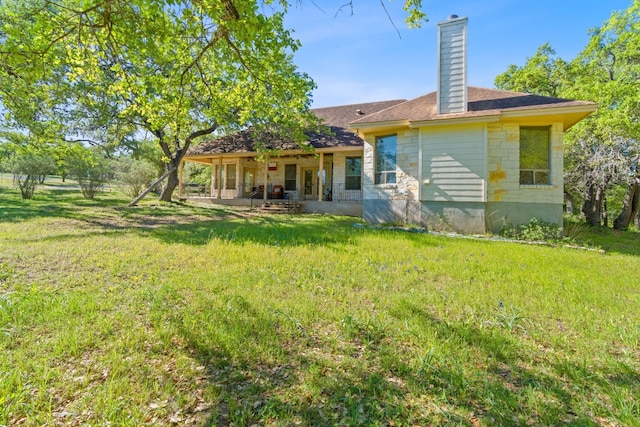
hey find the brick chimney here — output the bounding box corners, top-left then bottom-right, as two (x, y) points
(437, 15), (468, 114)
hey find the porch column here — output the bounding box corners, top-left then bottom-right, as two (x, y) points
(178, 160), (184, 199)
(210, 159), (215, 197)
(217, 157), (222, 199)
(318, 152), (324, 202)
(263, 159), (269, 202)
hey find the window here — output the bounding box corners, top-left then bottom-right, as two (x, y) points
(285, 164), (296, 191)
(375, 134), (397, 184)
(224, 164), (236, 190)
(520, 127), (550, 185)
(345, 157), (362, 190)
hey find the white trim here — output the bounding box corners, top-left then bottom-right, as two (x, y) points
(410, 115), (500, 128)
(347, 120), (409, 131)
(501, 104), (597, 119)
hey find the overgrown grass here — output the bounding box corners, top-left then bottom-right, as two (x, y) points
(1, 185), (639, 426)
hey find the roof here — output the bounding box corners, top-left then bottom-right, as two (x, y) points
(186, 99), (406, 156)
(186, 88), (597, 157)
(350, 87), (597, 127)
(314, 99), (407, 129)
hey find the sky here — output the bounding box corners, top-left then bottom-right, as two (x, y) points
(281, 0), (633, 108)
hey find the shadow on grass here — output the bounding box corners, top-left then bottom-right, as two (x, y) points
(144, 215), (366, 248)
(151, 290), (413, 426)
(0, 187), (127, 223)
(576, 226), (640, 257)
(0, 187), (376, 248)
(165, 297), (628, 425)
(388, 300), (637, 425)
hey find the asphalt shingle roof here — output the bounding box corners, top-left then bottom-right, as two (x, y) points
(186, 99), (406, 155)
(350, 87), (596, 125)
(186, 88), (595, 156)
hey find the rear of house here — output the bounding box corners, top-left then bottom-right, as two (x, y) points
(181, 15), (596, 233)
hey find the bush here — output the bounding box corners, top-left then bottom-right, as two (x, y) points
(114, 158), (158, 198)
(500, 218), (564, 242)
(8, 153), (56, 199)
(67, 149), (111, 199)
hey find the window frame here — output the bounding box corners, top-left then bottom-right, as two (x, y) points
(284, 164), (297, 191)
(519, 126), (551, 186)
(224, 163), (236, 190)
(345, 156), (362, 190)
(374, 134), (398, 185)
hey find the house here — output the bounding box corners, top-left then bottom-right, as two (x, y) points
(180, 15), (596, 233)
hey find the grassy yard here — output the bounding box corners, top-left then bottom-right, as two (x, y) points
(1, 184), (639, 426)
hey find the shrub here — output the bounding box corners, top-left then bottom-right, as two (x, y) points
(8, 153), (56, 199)
(67, 149), (111, 199)
(500, 218), (564, 242)
(114, 158), (158, 198)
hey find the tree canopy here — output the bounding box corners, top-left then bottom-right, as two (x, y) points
(0, 0), (429, 202)
(0, 0), (322, 200)
(495, 0), (640, 229)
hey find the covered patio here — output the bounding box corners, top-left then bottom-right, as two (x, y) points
(179, 128), (365, 216)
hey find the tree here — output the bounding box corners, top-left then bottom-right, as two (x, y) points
(571, 1), (640, 230)
(494, 43), (569, 97)
(7, 153), (56, 199)
(66, 146), (111, 199)
(0, 130), (57, 198)
(495, 1), (640, 229)
(1, 0), (319, 203)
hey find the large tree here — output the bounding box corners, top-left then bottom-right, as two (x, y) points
(0, 0), (318, 201)
(495, 1), (640, 229)
(1, 0), (429, 203)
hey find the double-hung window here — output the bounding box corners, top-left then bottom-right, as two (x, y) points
(345, 157), (362, 190)
(285, 164), (297, 191)
(375, 134), (397, 184)
(224, 164), (236, 190)
(519, 127), (550, 185)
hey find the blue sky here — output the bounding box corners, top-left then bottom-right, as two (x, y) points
(282, 0), (633, 108)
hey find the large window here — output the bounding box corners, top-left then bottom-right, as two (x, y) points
(224, 164), (236, 190)
(375, 134), (397, 184)
(345, 157), (362, 190)
(285, 164), (297, 191)
(520, 127), (550, 185)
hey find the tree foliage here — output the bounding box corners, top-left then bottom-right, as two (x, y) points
(0, 0), (319, 202)
(495, 1), (640, 229)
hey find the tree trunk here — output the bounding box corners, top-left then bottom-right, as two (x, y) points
(613, 176), (640, 230)
(127, 165), (177, 207)
(159, 161), (180, 202)
(582, 185), (604, 227)
(564, 191), (575, 214)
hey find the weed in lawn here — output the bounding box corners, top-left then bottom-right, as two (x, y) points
(483, 305), (532, 334)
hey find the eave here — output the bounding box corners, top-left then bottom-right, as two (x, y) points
(500, 104), (597, 130)
(410, 114), (500, 128)
(182, 145), (364, 163)
(348, 119), (409, 134)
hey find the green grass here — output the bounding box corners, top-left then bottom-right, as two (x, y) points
(1, 184), (639, 426)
